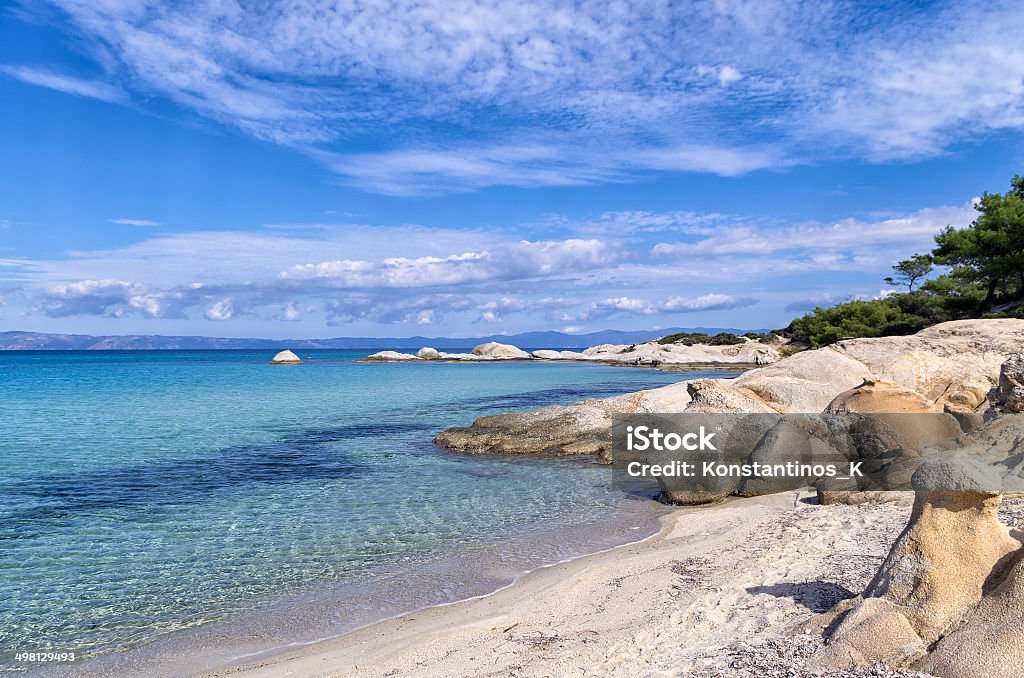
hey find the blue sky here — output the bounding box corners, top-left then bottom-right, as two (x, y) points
(1, 0), (1023, 338)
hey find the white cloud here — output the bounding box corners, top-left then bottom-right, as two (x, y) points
(664, 293), (753, 312)
(10, 200), (968, 328)
(282, 239), (620, 288)
(35, 279), (177, 318)
(110, 218), (160, 227)
(718, 66), (743, 86)
(652, 203), (976, 271)
(581, 293), (756, 320)
(319, 143), (780, 195)
(204, 298), (234, 321)
(282, 302), (301, 321)
(0, 64), (124, 102)
(9, 1), (1020, 193)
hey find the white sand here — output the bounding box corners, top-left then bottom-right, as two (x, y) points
(205, 492), (916, 678)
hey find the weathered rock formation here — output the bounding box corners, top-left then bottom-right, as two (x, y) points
(270, 349), (302, 364)
(994, 353), (1024, 413)
(808, 456), (1023, 675)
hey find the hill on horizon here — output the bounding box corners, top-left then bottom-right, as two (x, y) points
(0, 327), (768, 351)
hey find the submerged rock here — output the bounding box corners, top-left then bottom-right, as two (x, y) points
(270, 349), (302, 364)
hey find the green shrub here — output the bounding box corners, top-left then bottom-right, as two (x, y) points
(781, 298), (931, 348)
(657, 331), (745, 346)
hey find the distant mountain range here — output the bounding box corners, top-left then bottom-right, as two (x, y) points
(0, 327), (766, 351)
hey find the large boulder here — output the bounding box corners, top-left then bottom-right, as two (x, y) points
(730, 347), (872, 412)
(736, 415), (849, 497)
(824, 381), (964, 466)
(270, 349), (302, 364)
(471, 342), (531, 359)
(655, 414), (779, 505)
(806, 597), (927, 671)
(433, 403), (613, 457)
(415, 347), (442, 360)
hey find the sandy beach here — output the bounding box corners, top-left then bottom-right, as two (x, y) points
(201, 491), (956, 678)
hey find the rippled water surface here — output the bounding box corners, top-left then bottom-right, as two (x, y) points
(0, 350), (715, 672)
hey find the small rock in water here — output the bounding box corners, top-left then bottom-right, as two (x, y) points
(270, 349), (302, 364)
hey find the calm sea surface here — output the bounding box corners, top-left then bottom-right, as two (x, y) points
(0, 350), (721, 673)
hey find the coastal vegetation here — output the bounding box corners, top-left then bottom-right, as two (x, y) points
(656, 331), (746, 346)
(656, 331), (778, 346)
(782, 174), (1024, 348)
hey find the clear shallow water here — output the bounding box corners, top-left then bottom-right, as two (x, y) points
(0, 350), (715, 672)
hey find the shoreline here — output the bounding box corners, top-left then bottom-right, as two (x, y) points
(46, 483), (673, 678)
(194, 492), (917, 678)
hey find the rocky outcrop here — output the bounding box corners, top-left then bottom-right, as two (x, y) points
(863, 459), (1016, 643)
(364, 338), (781, 366)
(270, 349), (302, 364)
(835, 319), (1024, 410)
(808, 597), (927, 669)
(434, 402), (616, 457)
(579, 339), (780, 366)
(435, 320), (1024, 468)
(363, 343), (534, 362)
(530, 349), (588, 360)
(683, 379), (778, 414)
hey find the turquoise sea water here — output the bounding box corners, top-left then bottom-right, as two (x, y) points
(0, 350), (713, 673)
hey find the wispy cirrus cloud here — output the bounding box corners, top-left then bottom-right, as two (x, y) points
(7, 1), (1022, 194)
(110, 218), (160, 227)
(0, 64), (125, 102)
